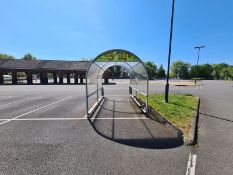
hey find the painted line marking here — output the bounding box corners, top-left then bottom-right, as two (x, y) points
(86, 117), (149, 120)
(186, 153), (197, 175)
(0, 118), (85, 121)
(0, 117), (149, 121)
(105, 95), (129, 97)
(96, 117), (149, 120)
(0, 96), (72, 125)
(0, 96), (42, 108)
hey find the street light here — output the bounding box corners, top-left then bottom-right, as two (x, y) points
(165, 0), (175, 103)
(194, 46), (206, 84)
(194, 46), (206, 65)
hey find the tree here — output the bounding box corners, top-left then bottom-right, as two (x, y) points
(212, 63), (229, 80)
(144, 61), (158, 80)
(230, 67), (233, 79)
(171, 61), (190, 79)
(201, 64), (214, 79)
(114, 66), (122, 78)
(108, 66), (122, 79)
(157, 64), (166, 79)
(190, 64), (214, 80)
(220, 67), (232, 80)
(21, 53), (36, 60)
(189, 65), (201, 79)
(0, 53), (15, 59)
(17, 72), (27, 79)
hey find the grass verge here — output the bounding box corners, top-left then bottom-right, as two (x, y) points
(139, 94), (198, 138)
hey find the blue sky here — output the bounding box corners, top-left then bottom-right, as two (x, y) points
(1, 0), (233, 67)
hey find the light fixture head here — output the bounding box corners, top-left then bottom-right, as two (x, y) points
(194, 46), (206, 49)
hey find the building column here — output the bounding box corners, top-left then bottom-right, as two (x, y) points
(67, 73), (70, 84)
(40, 73), (44, 84)
(44, 73), (48, 84)
(40, 72), (48, 84)
(59, 72), (63, 84)
(104, 78), (109, 84)
(74, 72), (79, 84)
(80, 73), (84, 84)
(53, 73), (57, 84)
(12, 72), (18, 85)
(26, 72), (33, 85)
(0, 72), (4, 85)
(103, 71), (110, 84)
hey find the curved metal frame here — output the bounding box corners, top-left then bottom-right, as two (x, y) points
(85, 49), (149, 117)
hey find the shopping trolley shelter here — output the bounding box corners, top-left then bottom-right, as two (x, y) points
(0, 49), (184, 175)
(85, 49), (182, 147)
(85, 49), (149, 117)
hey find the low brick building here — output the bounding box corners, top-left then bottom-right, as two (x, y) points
(0, 59), (91, 85)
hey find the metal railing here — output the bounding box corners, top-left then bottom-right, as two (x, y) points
(129, 85), (148, 113)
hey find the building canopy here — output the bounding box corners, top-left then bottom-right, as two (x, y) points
(0, 59), (89, 72)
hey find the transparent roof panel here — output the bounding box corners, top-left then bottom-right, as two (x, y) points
(87, 49), (148, 89)
(86, 49), (149, 115)
(95, 50), (139, 62)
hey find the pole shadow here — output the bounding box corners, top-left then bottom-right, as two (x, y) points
(169, 98), (233, 124)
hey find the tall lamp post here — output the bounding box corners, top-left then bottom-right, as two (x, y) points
(194, 46), (206, 84)
(165, 0), (175, 103)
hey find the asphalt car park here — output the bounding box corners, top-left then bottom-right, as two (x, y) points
(0, 80), (232, 175)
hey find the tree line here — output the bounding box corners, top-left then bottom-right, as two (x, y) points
(0, 53), (37, 60)
(1, 53), (232, 80)
(105, 62), (166, 79)
(170, 61), (233, 80)
(0, 53), (38, 78)
(144, 61), (233, 80)
(144, 62), (166, 79)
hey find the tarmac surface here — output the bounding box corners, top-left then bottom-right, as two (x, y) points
(0, 80), (232, 175)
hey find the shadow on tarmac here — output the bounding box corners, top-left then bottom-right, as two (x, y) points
(88, 97), (183, 149)
(200, 112), (233, 123)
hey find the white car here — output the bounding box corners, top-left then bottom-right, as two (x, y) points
(3, 75), (12, 81)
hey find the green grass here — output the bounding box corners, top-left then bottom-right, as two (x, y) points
(139, 94), (198, 137)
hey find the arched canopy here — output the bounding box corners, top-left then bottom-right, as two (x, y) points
(86, 49), (149, 117)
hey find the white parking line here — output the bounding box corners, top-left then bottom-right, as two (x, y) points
(186, 153), (197, 175)
(93, 117), (149, 120)
(0, 96), (72, 125)
(0, 118), (85, 121)
(0, 96), (42, 108)
(0, 117), (149, 121)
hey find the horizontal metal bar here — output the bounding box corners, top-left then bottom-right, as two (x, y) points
(129, 94), (147, 113)
(129, 94), (141, 107)
(88, 96), (104, 117)
(130, 86), (147, 97)
(87, 88), (103, 98)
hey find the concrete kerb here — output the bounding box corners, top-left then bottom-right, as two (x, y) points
(186, 97), (200, 146)
(134, 96), (183, 134)
(133, 96), (201, 146)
